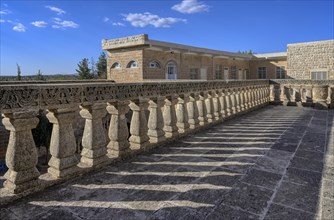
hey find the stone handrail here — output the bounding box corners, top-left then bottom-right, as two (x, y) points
(269, 79), (334, 109)
(0, 80), (270, 196)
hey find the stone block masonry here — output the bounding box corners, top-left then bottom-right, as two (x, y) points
(288, 40), (334, 80)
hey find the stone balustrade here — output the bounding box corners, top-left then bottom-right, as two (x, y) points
(269, 79), (334, 109)
(0, 80), (269, 196)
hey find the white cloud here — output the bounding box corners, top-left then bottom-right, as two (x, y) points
(0, 9), (11, 14)
(112, 22), (125, 27)
(45, 5), (66, 15)
(0, 19), (5, 23)
(123, 12), (186, 28)
(103, 17), (110, 22)
(13, 23), (26, 32)
(52, 17), (79, 29)
(31, 21), (48, 27)
(172, 0), (209, 14)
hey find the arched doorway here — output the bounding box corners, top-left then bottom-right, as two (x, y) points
(166, 61), (177, 80)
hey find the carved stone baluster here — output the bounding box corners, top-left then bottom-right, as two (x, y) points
(79, 103), (108, 167)
(327, 86), (332, 106)
(197, 92), (208, 126)
(212, 91), (222, 120)
(2, 111), (40, 193)
(205, 92), (214, 122)
(259, 87), (264, 105)
(106, 101), (130, 158)
(225, 90), (232, 116)
(163, 96), (178, 138)
(230, 89), (237, 115)
(248, 87), (253, 108)
(176, 94), (190, 133)
(270, 84), (275, 103)
(254, 87), (259, 106)
(46, 108), (78, 178)
(235, 88), (241, 113)
(148, 97), (166, 143)
(280, 84), (288, 106)
(187, 93), (200, 129)
(128, 98), (149, 150)
(218, 90), (226, 118)
(265, 86), (270, 103)
(240, 88), (245, 111)
(243, 87), (249, 110)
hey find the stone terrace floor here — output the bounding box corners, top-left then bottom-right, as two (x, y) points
(1, 106), (333, 220)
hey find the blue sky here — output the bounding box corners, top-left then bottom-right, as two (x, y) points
(0, 0), (333, 76)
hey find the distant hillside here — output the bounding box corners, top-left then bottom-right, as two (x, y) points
(0, 74), (79, 81)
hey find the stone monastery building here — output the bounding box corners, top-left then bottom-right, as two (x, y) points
(102, 34), (334, 83)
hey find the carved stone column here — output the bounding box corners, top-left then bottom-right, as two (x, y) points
(79, 103), (108, 167)
(46, 108), (78, 178)
(239, 88), (245, 111)
(225, 90), (232, 116)
(163, 96), (178, 138)
(148, 97), (166, 143)
(235, 89), (241, 113)
(230, 89), (237, 115)
(248, 87), (253, 108)
(176, 94), (190, 133)
(205, 92), (214, 122)
(197, 92), (208, 126)
(106, 101), (130, 158)
(2, 111), (40, 193)
(270, 84), (275, 103)
(129, 98), (149, 150)
(212, 91), (222, 121)
(187, 94), (200, 129)
(254, 87), (259, 106)
(218, 90), (226, 118)
(243, 87), (249, 110)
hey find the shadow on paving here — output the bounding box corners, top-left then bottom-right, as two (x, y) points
(0, 106), (333, 220)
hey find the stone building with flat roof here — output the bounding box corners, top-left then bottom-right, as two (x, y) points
(102, 34), (333, 82)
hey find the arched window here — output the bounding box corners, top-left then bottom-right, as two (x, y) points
(149, 61), (161, 68)
(111, 62), (121, 69)
(165, 61), (177, 80)
(127, 60), (138, 68)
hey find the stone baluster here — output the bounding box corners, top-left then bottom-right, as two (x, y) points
(254, 87), (259, 106)
(313, 85), (329, 109)
(289, 87), (296, 103)
(248, 87), (254, 108)
(212, 90), (222, 120)
(2, 111), (40, 193)
(205, 92), (214, 122)
(280, 84), (288, 106)
(230, 89), (237, 114)
(259, 86), (264, 105)
(128, 98), (149, 150)
(148, 97), (166, 143)
(187, 93), (200, 129)
(218, 90), (226, 118)
(176, 94), (190, 133)
(265, 86), (270, 103)
(225, 90), (232, 117)
(197, 92), (208, 126)
(243, 87), (250, 110)
(235, 88), (241, 113)
(300, 86), (307, 104)
(79, 103), (108, 167)
(46, 108), (78, 178)
(240, 88), (245, 111)
(163, 95), (178, 138)
(327, 86), (332, 106)
(106, 101), (130, 158)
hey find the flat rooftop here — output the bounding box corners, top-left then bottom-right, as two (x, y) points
(1, 106), (333, 220)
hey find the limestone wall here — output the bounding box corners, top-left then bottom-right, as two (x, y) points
(249, 59), (288, 79)
(287, 40), (334, 79)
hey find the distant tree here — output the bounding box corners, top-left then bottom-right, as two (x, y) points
(90, 57), (97, 79)
(16, 63), (21, 81)
(238, 50), (253, 55)
(36, 69), (45, 80)
(76, 58), (92, 79)
(96, 52), (107, 79)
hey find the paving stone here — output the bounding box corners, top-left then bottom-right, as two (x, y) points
(294, 149), (324, 161)
(205, 204), (259, 220)
(323, 166), (334, 180)
(220, 183), (273, 215)
(274, 181), (320, 213)
(148, 206), (210, 220)
(283, 167), (322, 187)
(264, 203), (314, 220)
(34, 208), (83, 220)
(271, 142), (298, 152)
(289, 156), (323, 173)
(253, 150), (292, 174)
(0, 208), (20, 220)
(240, 169), (282, 190)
